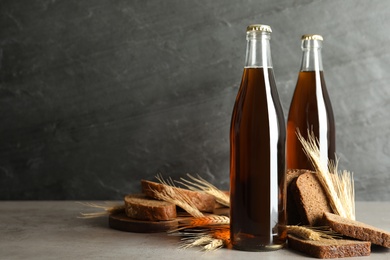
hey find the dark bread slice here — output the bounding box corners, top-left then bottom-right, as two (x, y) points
(291, 172), (332, 226)
(109, 212), (178, 233)
(286, 169), (311, 225)
(323, 212), (390, 248)
(124, 193), (177, 221)
(141, 179), (216, 213)
(288, 234), (371, 258)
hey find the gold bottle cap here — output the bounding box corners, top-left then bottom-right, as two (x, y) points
(247, 24), (272, 33)
(302, 34), (323, 41)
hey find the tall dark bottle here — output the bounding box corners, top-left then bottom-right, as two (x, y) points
(230, 24), (287, 251)
(286, 35), (335, 170)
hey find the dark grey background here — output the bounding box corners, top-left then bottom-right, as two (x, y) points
(1, 0), (389, 200)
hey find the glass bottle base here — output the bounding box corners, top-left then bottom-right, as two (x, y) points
(232, 243), (285, 252)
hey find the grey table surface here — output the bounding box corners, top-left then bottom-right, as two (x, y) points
(1, 201), (389, 260)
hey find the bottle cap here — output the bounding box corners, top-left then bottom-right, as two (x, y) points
(247, 24), (272, 33)
(302, 34), (323, 41)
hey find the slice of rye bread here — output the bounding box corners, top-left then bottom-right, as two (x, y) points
(323, 212), (390, 248)
(286, 169), (312, 225)
(141, 179), (216, 213)
(288, 234), (371, 258)
(124, 193), (177, 221)
(291, 171), (332, 226)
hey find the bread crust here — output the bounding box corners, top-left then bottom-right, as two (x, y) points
(286, 169), (311, 225)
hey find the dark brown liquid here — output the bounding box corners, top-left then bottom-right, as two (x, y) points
(287, 71), (335, 170)
(230, 67), (287, 251)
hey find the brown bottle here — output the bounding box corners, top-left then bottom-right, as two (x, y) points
(230, 24), (287, 251)
(287, 35), (335, 170)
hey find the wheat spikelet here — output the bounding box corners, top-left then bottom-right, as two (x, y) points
(179, 236), (213, 249)
(77, 202), (124, 218)
(203, 238), (224, 251)
(297, 130), (355, 220)
(212, 228), (230, 241)
(170, 215), (229, 233)
(153, 175), (204, 218)
(287, 225), (342, 241)
(287, 225), (321, 240)
(211, 227), (231, 247)
(179, 232), (227, 251)
(287, 225), (333, 241)
(189, 215), (230, 227)
(176, 174), (230, 207)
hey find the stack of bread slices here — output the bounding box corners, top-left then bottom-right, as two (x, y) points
(287, 169), (390, 258)
(108, 179), (223, 233)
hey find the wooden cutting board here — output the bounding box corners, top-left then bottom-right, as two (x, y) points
(109, 212), (178, 233)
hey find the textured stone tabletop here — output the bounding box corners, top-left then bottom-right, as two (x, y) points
(1, 201), (389, 259)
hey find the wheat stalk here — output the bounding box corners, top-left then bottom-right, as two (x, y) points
(152, 174), (204, 218)
(297, 130), (355, 220)
(176, 174), (230, 207)
(77, 202), (125, 218)
(330, 168), (355, 220)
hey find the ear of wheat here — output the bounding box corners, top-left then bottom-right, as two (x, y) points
(176, 226), (230, 251)
(153, 174), (204, 218)
(287, 225), (342, 241)
(170, 215), (230, 233)
(187, 215), (230, 227)
(179, 235), (224, 251)
(297, 130), (355, 220)
(176, 174), (230, 207)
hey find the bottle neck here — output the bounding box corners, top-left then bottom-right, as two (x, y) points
(245, 31), (273, 68)
(300, 39), (323, 71)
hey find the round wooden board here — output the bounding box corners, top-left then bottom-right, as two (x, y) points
(109, 212), (178, 233)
